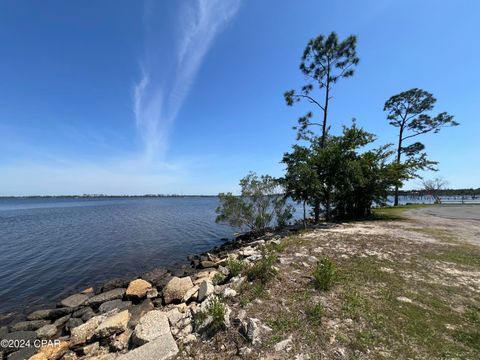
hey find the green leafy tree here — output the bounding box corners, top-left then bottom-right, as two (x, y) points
(284, 32), (359, 221)
(384, 88), (459, 205)
(281, 145), (321, 226)
(216, 172), (294, 234)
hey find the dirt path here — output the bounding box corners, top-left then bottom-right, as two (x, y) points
(405, 204), (480, 246)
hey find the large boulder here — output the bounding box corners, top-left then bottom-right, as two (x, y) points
(110, 329), (132, 352)
(132, 310), (170, 346)
(98, 300), (131, 314)
(116, 333), (178, 360)
(0, 331), (36, 354)
(65, 318), (83, 333)
(126, 279), (152, 300)
(197, 281), (214, 302)
(162, 277), (194, 304)
(6, 347), (38, 360)
(101, 278), (129, 292)
(10, 320), (49, 332)
(60, 293), (90, 308)
(27, 308), (72, 321)
(72, 307), (95, 322)
(36, 324), (57, 339)
(86, 288), (126, 307)
(70, 315), (106, 346)
(94, 310), (130, 338)
(36, 340), (69, 360)
(128, 299), (154, 328)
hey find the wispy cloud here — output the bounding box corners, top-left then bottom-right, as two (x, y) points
(134, 0), (241, 161)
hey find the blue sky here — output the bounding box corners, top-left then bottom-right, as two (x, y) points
(0, 0), (478, 195)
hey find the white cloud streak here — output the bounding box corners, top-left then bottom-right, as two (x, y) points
(134, 0), (241, 161)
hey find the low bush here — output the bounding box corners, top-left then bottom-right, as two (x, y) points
(226, 257), (245, 277)
(246, 250), (278, 284)
(212, 272), (226, 285)
(313, 257), (336, 290)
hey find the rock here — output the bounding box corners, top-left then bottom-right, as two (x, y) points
(29, 353), (48, 360)
(141, 268), (168, 287)
(36, 324), (57, 339)
(175, 303), (188, 313)
(7, 347), (38, 360)
(181, 285), (199, 303)
(396, 296), (413, 304)
(162, 277), (194, 304)
(81, 287), (95, 295)
(53, 314), (71, 328)
(82, 342), (100, 356)
(110, 329), (132, 351)
(10, 320), (50, 332)
(65, 318), (83, 333)
(146, 288), (158, 299)
(116, 333), (178, 360)
(0, 326), (8, 336)
(132, 310), (170, 346)
(200, 260), (216, 268)
(182, 334), (196, 344)
(86, 288), (126, 307)
(72, 307), (96, 322)
(244, 318), (261, 344)
(274, 336), (293, 352)
(166, 308), (184, 327)
(61, 351), (78, 360)
(37, 340), (69, 360)
(60, 294), (90, 308)
(102, 279), (129, 292)
(94, 310), (130, 338)
(233, 310), (247, 326)
(0, 331), (36, 354)
(197, 281), (214, 302)
(98, 300), (132, 314)
(70, 314), (106, 346)
(128, 299), (154, 328)
(27, 308), (72, 321)
(126, 279), (153, 300)
(222, 288), (237, 298)
(82, 354), (116, 360)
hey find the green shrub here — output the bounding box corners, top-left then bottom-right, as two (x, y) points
(212, 272), (226, 285)
(226, 257), (245, 277)
(246, 250), (278, 284)
(193, 296), (227, 335)
(313, 257), (336, 290)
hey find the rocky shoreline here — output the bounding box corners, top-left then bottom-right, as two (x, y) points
(0, 226), (299, 360)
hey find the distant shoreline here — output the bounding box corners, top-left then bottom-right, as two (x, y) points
(0, 194), (219, 199)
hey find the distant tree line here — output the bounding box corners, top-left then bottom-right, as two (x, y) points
(216, 32), (460, 232)
(397, 188), (480, 197)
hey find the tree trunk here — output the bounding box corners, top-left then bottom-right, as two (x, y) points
(303, 200), (307, 229)
(394, 125), (404, 206)
(314, 199), (320, 223)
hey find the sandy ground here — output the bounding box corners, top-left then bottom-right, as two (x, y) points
(405, 204), (480, 246)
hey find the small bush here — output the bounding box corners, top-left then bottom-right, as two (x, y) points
(246, 250), (278, 284)
(193, 296), (227, 335)
(313, 257), (336, 290)
(212, 272), (226, 285)
(226, 257), (245, 277)
(206, 296), (227, 333)
(306, 303), (324, 326)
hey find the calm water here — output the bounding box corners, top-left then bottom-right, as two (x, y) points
(0, 197), (237, 316)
